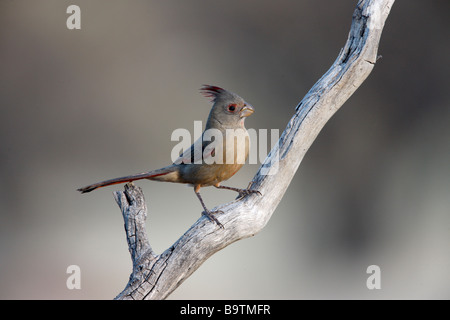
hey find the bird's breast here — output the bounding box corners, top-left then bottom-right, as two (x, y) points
(178, 128), (250, 186)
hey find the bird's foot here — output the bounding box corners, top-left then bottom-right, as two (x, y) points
(201, 209), (224, 229)
(236, 188), (262, 200)
(215, 183), (262, 200)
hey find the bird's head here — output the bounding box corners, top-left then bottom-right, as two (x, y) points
(201, 85), (254, 129)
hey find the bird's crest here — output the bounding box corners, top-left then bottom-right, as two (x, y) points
(200, 85), (227, 103)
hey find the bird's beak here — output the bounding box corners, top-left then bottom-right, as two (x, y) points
(240, 104), (254, 118)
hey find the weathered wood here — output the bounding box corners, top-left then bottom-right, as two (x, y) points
(113, 0), (395, 300)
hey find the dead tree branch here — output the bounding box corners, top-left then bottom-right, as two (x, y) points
(113, 0), (395, 300)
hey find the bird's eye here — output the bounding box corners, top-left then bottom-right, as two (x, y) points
(228, 104), (236, 112)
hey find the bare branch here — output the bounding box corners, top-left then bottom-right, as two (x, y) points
(114, 0), (395, 300)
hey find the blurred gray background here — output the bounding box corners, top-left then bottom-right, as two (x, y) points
(0, 0), (449, 299)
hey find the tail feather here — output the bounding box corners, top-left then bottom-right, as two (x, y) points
(77, 165), (179, 193)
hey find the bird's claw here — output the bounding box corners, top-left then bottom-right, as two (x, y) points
(236, 188), (262, 200)
(202, 209), (224, 229)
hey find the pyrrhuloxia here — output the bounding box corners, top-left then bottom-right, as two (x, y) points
(78, 85), (260, 228)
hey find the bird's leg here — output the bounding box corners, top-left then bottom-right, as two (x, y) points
(194, 186), (224, 229)
(214, 182), (262, 200)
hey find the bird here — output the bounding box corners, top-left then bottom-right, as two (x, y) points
(77, 85), (261, 228)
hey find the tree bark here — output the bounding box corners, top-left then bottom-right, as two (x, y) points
(113, 0), (395, 300)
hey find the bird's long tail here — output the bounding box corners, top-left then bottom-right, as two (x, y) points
(77, 165), (180, 193)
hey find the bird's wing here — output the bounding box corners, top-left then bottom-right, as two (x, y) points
(174, 133), (220, 165)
